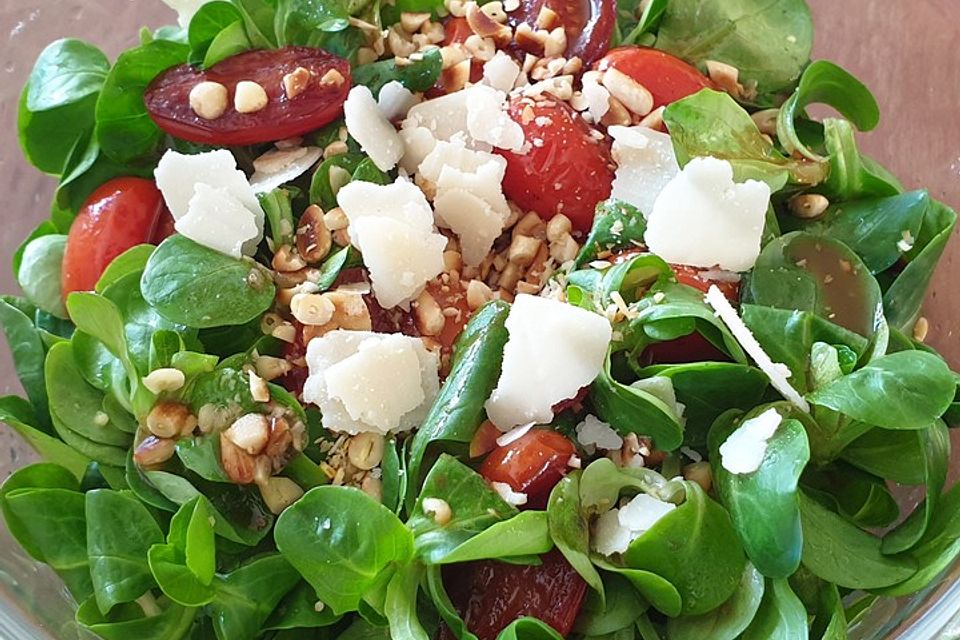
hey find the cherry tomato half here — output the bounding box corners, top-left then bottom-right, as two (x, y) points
(499, 97), (614, 233)
(480, 428), (576, 509)
(439, 550), (588, 640)
(510, 0), (615, 65)
(62, 177), (173, 298)
(596, 47), (716, 109)
(145, 47), (351, 146)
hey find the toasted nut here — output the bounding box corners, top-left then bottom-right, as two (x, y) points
(133, 435), (177, 467)
(443, 250), (463, 273)
(197, 404), (237, 434)
(446, 0), (467, 16)
(515, 23), (546, 55)
(265, 416), (296, 460)
(220, 432), (258, 484)
(235, 80), (269, 114)
(523, 74), (573, 100)
(323, 207), (349, 231)
(422, 497), (452, 525)
(550, 232), (580, 263)
(442, 58), (472, 93)
(327, 291), (373, 330)
(319, 68), (346, 87)
(259, 477), (304, 514)
(545, 214), (572, 242)
(248, 370), (270, 403)
(535, 5), (560, 29)
(498, 262), (522, 292)
(146, 401), (197, 438)
(225, 413), (270, 455)
(516, 281), (540, 294)
(282, 67), (312, 99)
(255, 355), (293, 381)
(464, 34), (496, 62)
(296, 205), (332, 263)
(357, 47), (379, 65)
(275, 136), (304, 150)
(271, 322), (297, 343)
(421, 20), (446, 43)
(601, 67), (653, 116)
(683, 461), (713, 492)
(788, 194), (830, 219)
(291, 293), (336, 326)
(323, 140), (349, 159)
(388, 26), (417, 58)
(705, 60), (743, 98)
(361, 475), (383, 501)
(413, 289), (446, 337)
(189, 81), (228, 120)
(465, 1), (512, 45)
(272, 245), (307, 272)
(600, 95), (631, 127)
(638, 105), (665, 130)
(751, 108), (780, 136)
(348, 432), (386, 470)
(913, 317), (930, 342)
(503, 0), (519, 10)
(481, 1), (508, 22)
(466, 279), (494, 310)
(260, 312), (284, 335)
(142, 368), (186, 394)
(543, 27), (566, 57)
(401, 11), (431, 32)
(513, 212), (547, 240)
(508, 235), (542, 266)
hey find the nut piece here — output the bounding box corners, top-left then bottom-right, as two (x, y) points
(508, 234), (542, 266)
(255, 355), (293, 381)
(788, 193), (830, 220)
(296, 205), (332, 263)
(259, 476), (304, 514)
(235, 80), (269, 114)
(323, 207), (349, 231)
(197, 404), (237, 434)
(913, 316), (930, 342)
(142, 367), (186, 394)
(549, 233), (579, 263)
(282, 67), (312, 99)
(751, 108), (780, 136)
(705, 60), (744, 98)
(361, 475), (383, 501)
(133, 435), (177, 467)
(225, 413), (270, 455)
(465, 1), (512, 45)
(248, 370), (270, 403)
(220, 432), (258, 484)
(414, 289), (446, 337)
(291, 292), (336, 326)
(348, 432), (386, 470)
(320, 68), (346, 87)
(543, 27), (567, 58)
(683, 461), (713, 492)
(272, 245), (307, 272)
(422, 497), (452, 525)
(545, 214), (572, 242)
(400, 11), (431, 32)
(189, 81), (228, 120)
(601, 67), (653, 116)
(466, 279), (494, 310)
(146, 401), (198, 438)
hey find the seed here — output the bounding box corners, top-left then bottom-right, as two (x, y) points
(348, 432), (385, 470)
(259, 477), (304, 514)
(291, 292), (336, 326)
(296, 205), (333, 264)
(225, 413), (270, 455)
(234, 80), (269, 114)
(248, 370), (270, 403)
(189, 81), (228, 120)
(133, 435), (177, 467)
(788, 194), (830, 219)
(282, 66), (312, 99)
(422, 497), (452, 525)
(142, 367), (186, 394)
(913, 316), (930, 342)
(146, 401), (197, 438)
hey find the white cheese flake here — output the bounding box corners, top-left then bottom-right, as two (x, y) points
(398, 126), (438, 175)
(403, 90), (475, 144)
(485, 295), (612, 430)
(174, 184), (260, 258)
(338, 178), (435, 241)
(249, 146), (323, 194)
(592, 494), (677, 557)
(609, 126), (679, 218)
(719, 408), (783, 474)
(434, 189), (505, 267)
(377, 80), (418, 121)
(483, 52), (522, 93)
(592, 509), (632, 556)
(495, 422), (536, 447)
(575, 415), (623, 451)
(161, 0), (211, 28)
(704, 285), (810, 412)
(466, 85), (525, 152)
(581, 75), (610, 122)
(303, 330), (440, 435)
(644, 157), (771, 272)
(491, 482), (528, 506)
(344, 85), (404, 172)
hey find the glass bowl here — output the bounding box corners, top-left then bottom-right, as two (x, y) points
(0, 0), (958, 637)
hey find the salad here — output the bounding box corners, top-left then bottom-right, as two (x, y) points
(3, 0), (959, 638)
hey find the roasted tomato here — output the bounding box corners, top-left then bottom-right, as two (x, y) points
(62, 178), (173, 298)
(439, 550), (588, 640)
(510, 0), (616, 64)
(499, 97), (614, 233)
(595, 47), (716, 109)
(145, 47), (351, 146)
(642, 265), (740, 365)
(480, 428), (576, 509)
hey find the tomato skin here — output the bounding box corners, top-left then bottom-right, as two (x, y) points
(671, 264), (740, 300)
(596, 47), (716, 109)
(439, 550), (588, 640)
(443, 16), (474, 45)
(62, 178), (169, 298)
(499, 97), (614, 233)
(479, 429), (576, 509)
(145, 47), (351, 146)
(510, 0), (615, 64)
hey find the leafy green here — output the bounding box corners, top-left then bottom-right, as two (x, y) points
(840, 427), (928, 485)
(264, 581), (342, 630)
(188, 1), (249, 66)
(75, 596), (198, 640)
(95, 39), (189, 163)
(385, 563), (430, 640)
(710, 413), (809, 578)
(86, 489), (164, 614)
(17, 234), (68, 318)
(801, 463), (899, 529)
(573, 200), (647, 269)
(209, 554), (300, 640)
(741, 579), (808, 640)
(353, 49), (444, 95)
(275, 485), (413, 614)
(497, 617), (565, 640)
(574, 573), (644, 636)
(0, 296), (51, 426)
(655, 0), (813, 95)
(547, 473), (604, 598)
(141, 235), (276, 329)
(0, 397), (91, 477)
(438, 510), (552, 564)
(591, 558), (682, 617)
(819, 118), (901, 202)
(666, 563), (764, 640)
(148, 496), (217, 606)
(579, 458), (684, 515)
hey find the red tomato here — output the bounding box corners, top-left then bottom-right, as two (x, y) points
(439, 550), (588, 640)
(469, 420), (502, 459)
(499, 97), (614, 233)
(596, 47), (716, 109)
(62, 178), (172, 298)
(671, 264), (740, 301)
(145, 47), (351, 146)
(443, 16), (474, 45)
(479, 429), (576, 509)
(509, 0), (615, 64)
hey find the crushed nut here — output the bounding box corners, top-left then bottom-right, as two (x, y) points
(146, 401), (197, 438)
(272, 245), (307, 272)
(323, 207), (349, 231)
(913, 317), (930, 342)
(348, 432), (386, 470)
(465, 1), (512, 45)
(481, 1), (508, 23)
(220, 432), (258, 484)
(234, 80), (269, 114)
(361, 475), (383, 501)
(464, 34), (496, 62)
(189, 81), (228, 120)
(508, 234), (542, 266)
(414, 289), (446, 336)
(259, 477), (304, 514)
(319, 68), (346, 87)
(513, 211), (547, 239)
(549, 232), (580, 263)
(442, 59), (472, 93)
(296, 204), (332, 263)
(197, 404), (238, 434)
(422, 497), (452, 525)
(248, 370), (270, 403)
(545, 214), (572, 242)
(601, 67), (653, 116)
(683, 461), (713, 492)
(400, 11), (431, 33)
(705, 60), (744, 98)
(751, 108), (780, 136)
(788, 194), (830, 219)
(543, 27), (567, 58)
(133, 435), (177, 467)
(387, 26), (418, 58)
(282, 67), (312, 99)
(271, 322), (297, 343)
(600, 95), (631, 127)
(291, 292), (336, 326)
(225, 413), (270, 455)
(142, 367), (186, 394)
(255, 355), (293, 381)
(638, 105), (665, 130)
